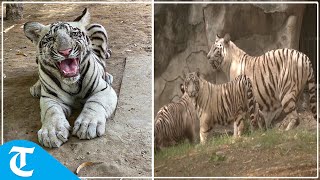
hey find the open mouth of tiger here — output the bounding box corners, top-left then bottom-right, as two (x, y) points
(57, 58), (80, 78)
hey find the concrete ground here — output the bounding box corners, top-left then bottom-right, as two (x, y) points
(54, 54), (153, 177)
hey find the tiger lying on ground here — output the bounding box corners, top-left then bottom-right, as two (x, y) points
(24, 8), (118, 148)
(207, 34), (317, 130)
(183, 71), (264, 144)
(155, 84), (200, 151)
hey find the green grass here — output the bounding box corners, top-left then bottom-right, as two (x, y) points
(154, 142), (194, 160)
(155, 128), (317, 161)
(154, 134), (235, 162)
(242, 128), (317, 149)
(209, 153), (226, 162)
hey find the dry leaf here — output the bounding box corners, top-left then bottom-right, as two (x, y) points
(75, 161), (103, 175)
(16, 52), (27, 57)
(4, 25), (15, 33)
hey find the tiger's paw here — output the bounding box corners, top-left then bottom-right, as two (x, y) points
(30, 80), (41, 98)
(38, 120), (71, 148)
(72, 114), (106, 140)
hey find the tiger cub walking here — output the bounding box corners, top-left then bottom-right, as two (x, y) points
(183, 71), (264, 144)
(207, 34), (317, 130)
(155, 85), (200, 151)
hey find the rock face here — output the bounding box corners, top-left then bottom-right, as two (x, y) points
(154, 4), (316, 114)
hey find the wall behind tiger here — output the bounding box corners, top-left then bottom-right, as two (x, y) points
(154, 3), (317, 115)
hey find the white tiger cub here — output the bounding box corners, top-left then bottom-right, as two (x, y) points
(183, 71), (265, 143)
(24, 9), (117, 148)
(30, 8), (114, 97)
(155, 84), (200, 151)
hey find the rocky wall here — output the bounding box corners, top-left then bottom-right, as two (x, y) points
(154, 4), (312, 114)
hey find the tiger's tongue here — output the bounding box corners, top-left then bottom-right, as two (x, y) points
(59, 58), (79, 77)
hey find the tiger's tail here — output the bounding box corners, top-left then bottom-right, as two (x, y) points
(306, 59), (317, 121)
(86, 23), (113, 83)
(73, 8), (112, 60)
(86, 23), (112, 60)
(241, 75), (260, 127)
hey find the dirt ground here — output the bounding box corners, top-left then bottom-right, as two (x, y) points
(155, 111), (318, 177)
(2, 3), (152, 177)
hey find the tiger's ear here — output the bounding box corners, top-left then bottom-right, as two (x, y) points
(180, 84), (185, 94)
(224, 33), (231, 44)
(215, 34), (220, 42)
(24, 22), (46, 44)
(196, 68), (200, 77)
(74, 8), (90, 27)
(182, 67), (189, 79)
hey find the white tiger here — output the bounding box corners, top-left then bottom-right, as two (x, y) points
(207, 34), (317, 130)
(183, 71), (264, 143)
(24, 8), (117, 148)
(154, 84), (200, 151)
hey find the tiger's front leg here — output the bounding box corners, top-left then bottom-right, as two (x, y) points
(234, 117), (244, 138)
(38, 97), (71, 148)
(199, 114), (212, 144)
(72, 85), (117, 139)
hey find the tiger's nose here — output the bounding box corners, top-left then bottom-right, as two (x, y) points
(58, 48), (72, 57)
(207, 53), (211, 59)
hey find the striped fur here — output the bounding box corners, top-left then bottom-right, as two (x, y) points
(87, 24), (112, 61)
(73, 8), (111, 61)
(31, 9), (113, 97)
(23, 9), (117, 148)
(155, 93), (200, 151)
(86, 23), (113, 85)
(207, 34), (317, 130)
(184, 72), (264, 144)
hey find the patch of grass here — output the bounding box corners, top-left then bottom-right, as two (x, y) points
(238, 128), (317, 152)
(293, 129), (316, 142)
(207, 134), (234, 147)
(286, 129), (317, 152)
(209, 153), (226, 162)
(155, 128), (317, 161)
(155, 134), (235, 161)
(155, 142), (194, 160)
(250, 129), (283, 148)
